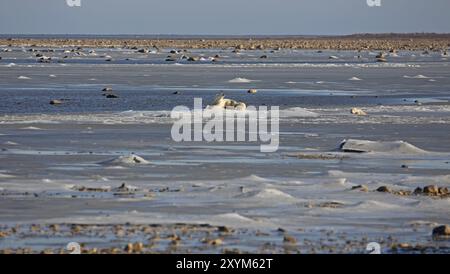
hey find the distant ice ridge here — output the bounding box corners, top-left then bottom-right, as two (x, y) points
(143, 63), (421, 69)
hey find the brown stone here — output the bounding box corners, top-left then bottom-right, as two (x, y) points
(423, 185), (439, 195)
(438, 187), (449, 195)
(283, 235), (297, 244)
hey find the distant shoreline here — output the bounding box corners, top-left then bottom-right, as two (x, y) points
(1, 33), (450, 50)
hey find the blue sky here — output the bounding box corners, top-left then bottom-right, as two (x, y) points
(1, 0), (449, 35)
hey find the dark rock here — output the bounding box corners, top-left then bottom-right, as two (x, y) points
(106, 94), (119, 99)
(217, 226), (232, 233)
(376, 186), (391, 193)
(413, 187), (423, 194)
(49, 100), (63, 105)
(432, 225), (450, 237)
(375, 52), (386, 59)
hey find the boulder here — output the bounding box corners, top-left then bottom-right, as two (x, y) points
(432, 225), (450, 237)
(376, 186), (391, 193)
(423, 185), (439, 195)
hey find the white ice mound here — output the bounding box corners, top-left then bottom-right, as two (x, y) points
(242, 174), (273, 182)
(339, 139), (427, 154)
(99, 154), (150, 166)
(209, 213), (264, 227)
(404, 75), (430, 79)
(236, 188), (297, 202)
(348, 77), (362, 81)
(228, 77), (255, 83)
